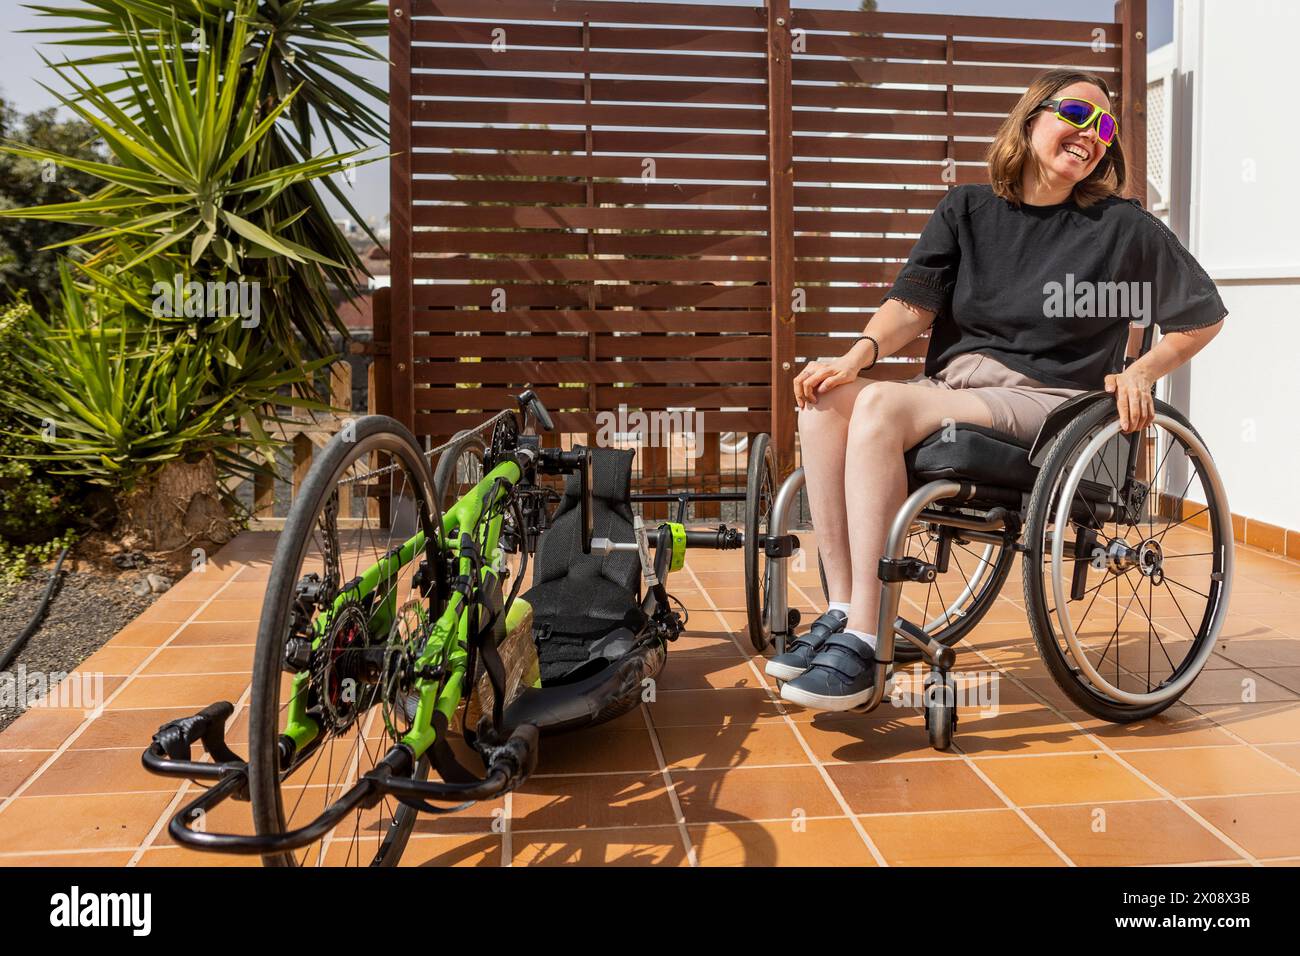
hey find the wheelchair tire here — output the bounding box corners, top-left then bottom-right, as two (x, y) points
(924, 670), (957, 751)
(744, 432), (777, 653)
(1023, 398), (1232, 723)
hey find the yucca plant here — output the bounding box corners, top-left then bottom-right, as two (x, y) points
(25, 0), (389, 351)
(0, 10), (375, 360)
(4, 264), (331, 487)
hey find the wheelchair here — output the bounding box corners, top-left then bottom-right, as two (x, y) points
(747, 345), (1234, 751)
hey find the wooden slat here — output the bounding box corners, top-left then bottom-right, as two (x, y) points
(413, 205), (769, 231)
(415, 360), (771, 385)
(412, 73), (768, 105)
(413, 126), (770, 156)
(412, 232), (768, 258)
(413, 47), (768, 80)
(413, 257), (771, 282)
(412, 152), (769, 180)
(412, 284), (769, 308)
(789, 8), (1114, 42)
(416, 410), (770, 435)
(414, 20), (768, 53)
(413, 309), (771, 334)
(412, 152), (989, 186)
(420, 0), (765, 30)
(412, 384), (772, 410)
(792, 58), (1087, 88)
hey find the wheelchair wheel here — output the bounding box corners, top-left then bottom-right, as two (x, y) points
(892, 511), (1017, 662)
(744, 432), (777, 652)
(924, 670), (957, 751)
(249, 416), (445, 866)
(1024, 399), (1232, 723)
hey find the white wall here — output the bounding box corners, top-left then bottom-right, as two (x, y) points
(1165, 0), (1300, 529)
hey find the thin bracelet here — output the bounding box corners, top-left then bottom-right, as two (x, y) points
(853, 334), (880, 371)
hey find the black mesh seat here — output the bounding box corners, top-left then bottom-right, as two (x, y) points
(904, 423), (1038, 492)
(522, 446), (647, 684)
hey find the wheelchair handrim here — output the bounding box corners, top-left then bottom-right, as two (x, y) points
(1049, 413), (1233, 707)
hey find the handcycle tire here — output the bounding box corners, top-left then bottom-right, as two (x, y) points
(249, 415), (444, 867)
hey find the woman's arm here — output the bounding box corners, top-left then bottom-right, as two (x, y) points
(1104, 319), (1224, 432)
(793, 297), (936, 410)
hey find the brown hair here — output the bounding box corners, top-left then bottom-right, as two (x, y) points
(987, 68), (1127, 208)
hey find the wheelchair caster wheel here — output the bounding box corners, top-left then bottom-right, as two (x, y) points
(924, 670), (957, 751)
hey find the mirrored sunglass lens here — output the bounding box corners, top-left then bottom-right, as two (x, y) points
(1058, 100), (1094, 125)
(1097, 113), (1117, 143)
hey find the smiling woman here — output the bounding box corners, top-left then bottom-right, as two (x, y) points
(782, 67), (1228, 713)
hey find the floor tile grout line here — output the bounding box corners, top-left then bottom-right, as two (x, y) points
(640, 702), (698, 867)
(955, 630), (1260, 866)
(992, 579), (1300, 818)
(0, 565), (251, 817)
(892, 588), (1262, 864)
(500, 792), (512, 867)
(683, 563), (887, 867)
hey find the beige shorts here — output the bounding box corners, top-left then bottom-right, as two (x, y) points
(910, 352), (1084, 446)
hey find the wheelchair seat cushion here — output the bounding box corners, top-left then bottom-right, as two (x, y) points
(905, 423), (1037, 492)
(522, 445), (644, 684)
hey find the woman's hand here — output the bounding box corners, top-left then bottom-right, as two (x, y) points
(1103, 366), (1156, 433)
(794, 353), (863, 410)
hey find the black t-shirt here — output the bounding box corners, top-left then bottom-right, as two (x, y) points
(884, 184), (1228, 390)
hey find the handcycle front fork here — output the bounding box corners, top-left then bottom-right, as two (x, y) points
(140, 701), (539, 855)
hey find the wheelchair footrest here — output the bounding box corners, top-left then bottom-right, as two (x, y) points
(878, 556), (938, 584)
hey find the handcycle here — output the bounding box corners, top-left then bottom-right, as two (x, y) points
(749, 327), (1234, 750)
(140, 390), (773, 866)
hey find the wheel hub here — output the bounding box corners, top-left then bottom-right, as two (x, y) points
(317, 603), (374, 733)
(1138, 538), (1165, 583)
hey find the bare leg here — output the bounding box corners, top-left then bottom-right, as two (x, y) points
(797, 379), (871, 605)
(842, 382), (994, 635)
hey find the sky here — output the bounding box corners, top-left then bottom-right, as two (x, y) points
(0, 0), (1173, 227)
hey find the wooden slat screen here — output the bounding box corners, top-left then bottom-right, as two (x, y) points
(390, 0), (1145, 491)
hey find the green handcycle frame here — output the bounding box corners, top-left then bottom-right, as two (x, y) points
(138, 393), (760, 856)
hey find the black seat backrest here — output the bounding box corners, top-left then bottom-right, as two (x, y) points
(529, 445), (640, 599)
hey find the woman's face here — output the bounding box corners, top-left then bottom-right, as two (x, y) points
(1026, 81), (1111, 186)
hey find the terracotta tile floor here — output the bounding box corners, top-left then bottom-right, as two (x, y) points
(2, 528), (1300, 867)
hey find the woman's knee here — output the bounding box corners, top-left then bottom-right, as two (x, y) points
(848, 382), (909, 441)
(797, 381), (860, 433)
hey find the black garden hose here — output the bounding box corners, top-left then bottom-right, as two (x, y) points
(0, 544), (71, 672)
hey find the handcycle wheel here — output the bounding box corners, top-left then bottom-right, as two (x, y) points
(924, 669), (957, 751)
(249, 416), (445, 867)
(432, 428), (486, 516)
(744, 432), (777, 652)
(1024, 399), (1232, 723)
